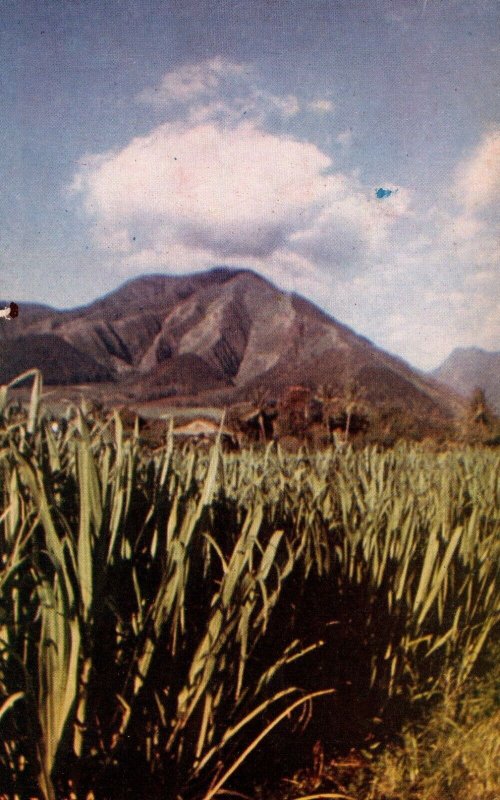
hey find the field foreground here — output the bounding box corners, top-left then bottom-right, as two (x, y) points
(0, 375), (498, 799)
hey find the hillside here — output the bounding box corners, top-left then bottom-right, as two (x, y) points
(1, 268), (459, 421)
(432, 347), (500, 413)
(0, 334), (113, 385)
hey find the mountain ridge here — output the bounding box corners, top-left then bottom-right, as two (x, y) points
(432, 347), (500, 413)
(0, 268), (463, 422)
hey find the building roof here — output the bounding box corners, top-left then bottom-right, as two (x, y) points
(172, 418), (234, 437)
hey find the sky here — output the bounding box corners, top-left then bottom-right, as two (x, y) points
(0, 0), (498, 370)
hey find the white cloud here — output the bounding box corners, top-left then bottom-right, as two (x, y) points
(453, 128), (500, 212)
(136, 57), (300, 125)
(136, 57), (247, 104)
(289, 183), (411, 271)
(73, 121), (334, 259)
(336, 129), (353, 148)
(308, 98), (335, 114)
(72, 112), (413, 292)
(259, 91), (300, 117)
(348, 131), (499, 368)
(330, 164), (499, 369)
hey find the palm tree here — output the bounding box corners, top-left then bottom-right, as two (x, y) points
(344, 377), (372, 442)
(315, 383), (338, 442)
(461, 387), (496, 443)
(343, 377), (362, 443)
(233, 388), (275, 443)
(250, 388), (269, 442)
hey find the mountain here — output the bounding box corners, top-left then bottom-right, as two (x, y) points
(0, 334), (113, 385)
(1, 268), (459, 422)
(432, 348), (500, 413)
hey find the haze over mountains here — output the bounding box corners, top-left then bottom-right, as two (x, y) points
(432, 348), (500, 414)
(0, 268), (473, 420)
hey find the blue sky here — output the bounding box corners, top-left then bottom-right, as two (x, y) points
(0, 0), (498, 369)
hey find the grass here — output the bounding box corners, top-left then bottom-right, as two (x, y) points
(263, 642), (499, 800)
(0, 371), (498, 800)
(370, 674), (499, 800)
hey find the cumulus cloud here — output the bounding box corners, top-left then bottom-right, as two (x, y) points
(289, 183), (411, 270)
(73, 57), (412, 278)
(72, 121), (336, 259)
(72, 58), (410, 275)
(72, 113), (413, 288)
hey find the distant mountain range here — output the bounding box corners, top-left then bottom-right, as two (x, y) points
(431, 347), (500, 414)
(0, 268), (467, 423)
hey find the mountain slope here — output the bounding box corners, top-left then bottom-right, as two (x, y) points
(1, 267), (459, 420)
(0, 334), (113, 385)
(432, 348), (500, 413)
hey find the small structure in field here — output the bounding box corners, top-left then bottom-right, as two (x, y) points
(172, 417), (238, 448)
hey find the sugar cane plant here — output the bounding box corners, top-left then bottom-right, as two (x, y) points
(0, 370), (498, 799)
